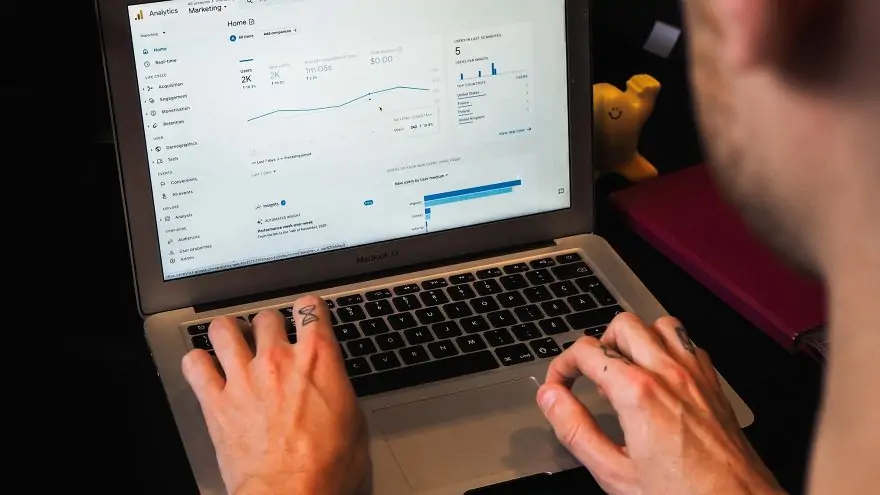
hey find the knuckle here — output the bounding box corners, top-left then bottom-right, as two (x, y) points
(663, 362), (696, 390)
(622, 370), (658, 405)
(654, 315), (681, 330)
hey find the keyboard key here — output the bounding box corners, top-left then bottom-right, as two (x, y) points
(556, 253), (583, 264)
(526, 269), (554, 286)
(347, 338), (378, 357)
(456, 334), (488, 353)
(541, 299), (571, 317)
(503, 263), (530, 274)
(365, 289), (392, 301)
(338, 306), (367, 323)
(420, 289), (450, 307)
(345, 358), (371, 377)
(287, 333), (297, 344)
(350, 351), (499, 397)
(539, 317), (569, 335)
(331, 313), (339, 325)
(337, 295), (364, 306)
(471, 296), (500, 314)
(566, 306), (624, 330)
(334, 324), (361, 342)
(575, 277), (618, 305)
(529, 258), (556, 269)
(585, 325), (608, 338)
(568, 294), (598, 312)
(324, 299), (336, 310)
(473, 279), (503, 296)
(393, 295), (422, 312)
(514, 305), (544, 322)
(512, 323), (542, 341)
(432, 321), (463, 339)
(191, 335), (212, 350)
(442, 301), (473, 319)
(421, 278), (448, 290)
(415, 307), (446, 325)
(484, 328), (515, 347)
(552, 262), (593, 280)
(187, 323), (210, 336)
(388, 313), (419, 331)
(563, 341), (576, 349)
(530, 338), (562, 359)
(400, 346), (431, 365)
(428, 340), (459, 359)
(461, 315), (490, 334)
(498, 291), (527, 308)
(550, 281), (579, 299)
(404, 327), (435, 345)
(364, 300), (395, 317)
(393, 284), (421, 295)
(499, 274), (529, 291)
(371, 352), (402, 372)
(494, 344), (535, 366)
(447, 284), (476, 301)
(476, 268), (503, 279)
(279, 307), (295, 318)
(376, 332), (407, 351)
(449, 273), (476, 285)
(345, 358), (372, 376)
(339, 344), (347, 359)
(523, 286), (553, 303)
(359, 318), (390, 336)
(487, 310), (517, 328)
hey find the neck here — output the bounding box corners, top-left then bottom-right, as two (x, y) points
(807, 221), (880, 494)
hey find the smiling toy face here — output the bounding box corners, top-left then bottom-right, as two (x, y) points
(608, 107), (623, 120)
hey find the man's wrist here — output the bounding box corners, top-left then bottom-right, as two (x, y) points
(234, 475), (317, 495)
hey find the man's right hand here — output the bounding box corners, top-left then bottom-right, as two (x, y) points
(537, 313), (786, 495)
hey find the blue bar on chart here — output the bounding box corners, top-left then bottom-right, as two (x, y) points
(424, 180), (522, 208)
(478, 70), (482, 77)
(491, 63), (497, 75)
(460, 73), (464, 81)
(425, 208), (431, 221)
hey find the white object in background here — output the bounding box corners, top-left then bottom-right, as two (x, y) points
(643, 21), (681, 59)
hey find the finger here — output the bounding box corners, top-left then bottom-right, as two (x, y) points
(291, 296), (344, 371)
(696, 348), (723, 390)
(651, 317), (703, 375)
(182, 349), (224, 405)
(544, 337), (636, 408)
(208, 316), (253, 379)
(537, 382), (631, 479)
(251, 310), (289, 355)
(600, 313), (679, 374)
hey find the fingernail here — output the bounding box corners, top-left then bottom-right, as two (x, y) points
(538, 389), (558, 412)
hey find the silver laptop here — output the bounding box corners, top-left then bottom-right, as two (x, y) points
(97, 0), (753, 492)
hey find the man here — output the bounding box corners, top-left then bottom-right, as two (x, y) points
(180, 0), (880, 493)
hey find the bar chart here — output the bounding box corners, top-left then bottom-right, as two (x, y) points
(423, 180), (523, 230)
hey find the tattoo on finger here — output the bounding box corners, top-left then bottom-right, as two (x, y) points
(600, 344), (630, 365)
(675, 326), (696, 355)
(298, 305), (319, 327)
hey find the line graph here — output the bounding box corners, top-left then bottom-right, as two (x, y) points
(247, 86), (431, 122)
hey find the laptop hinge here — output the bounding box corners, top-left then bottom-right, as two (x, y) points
(194, 240), (556, 314)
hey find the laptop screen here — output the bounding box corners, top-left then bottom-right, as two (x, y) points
(127, 0), (571, 281)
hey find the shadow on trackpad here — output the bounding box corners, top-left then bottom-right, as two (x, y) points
(372, 378), (576, 492)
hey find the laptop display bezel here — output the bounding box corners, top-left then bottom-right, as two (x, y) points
(96, 0), (594, 316)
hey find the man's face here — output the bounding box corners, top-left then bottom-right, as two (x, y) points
(683, 2), (821, 272)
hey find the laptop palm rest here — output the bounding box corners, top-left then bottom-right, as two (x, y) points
(371, 377), (622, 492)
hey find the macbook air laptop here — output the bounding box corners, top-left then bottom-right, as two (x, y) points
(96, 0), (754, 493)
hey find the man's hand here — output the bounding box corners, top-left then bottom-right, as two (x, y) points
(182, 296), (369, 495)
(537, 313), (785, 495)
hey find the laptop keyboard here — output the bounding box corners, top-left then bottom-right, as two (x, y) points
(186, 252), (623, 397)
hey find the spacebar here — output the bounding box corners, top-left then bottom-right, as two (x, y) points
(351, 351), (500, 397)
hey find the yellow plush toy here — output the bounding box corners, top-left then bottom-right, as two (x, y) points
(593, 74), (661, 182)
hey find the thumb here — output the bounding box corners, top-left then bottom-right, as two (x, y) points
(538, 383), (630, 476)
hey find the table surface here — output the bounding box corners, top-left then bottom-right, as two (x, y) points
(51, 145), (822, 495)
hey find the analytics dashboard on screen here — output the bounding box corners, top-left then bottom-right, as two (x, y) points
(128, 0), (571, 280)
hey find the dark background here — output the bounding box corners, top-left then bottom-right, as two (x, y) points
(17, 1), (823, 493)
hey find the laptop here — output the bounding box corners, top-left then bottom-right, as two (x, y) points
(96, 0), (754, 493)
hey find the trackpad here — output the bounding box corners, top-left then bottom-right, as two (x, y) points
(372, 378), (571, 492)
